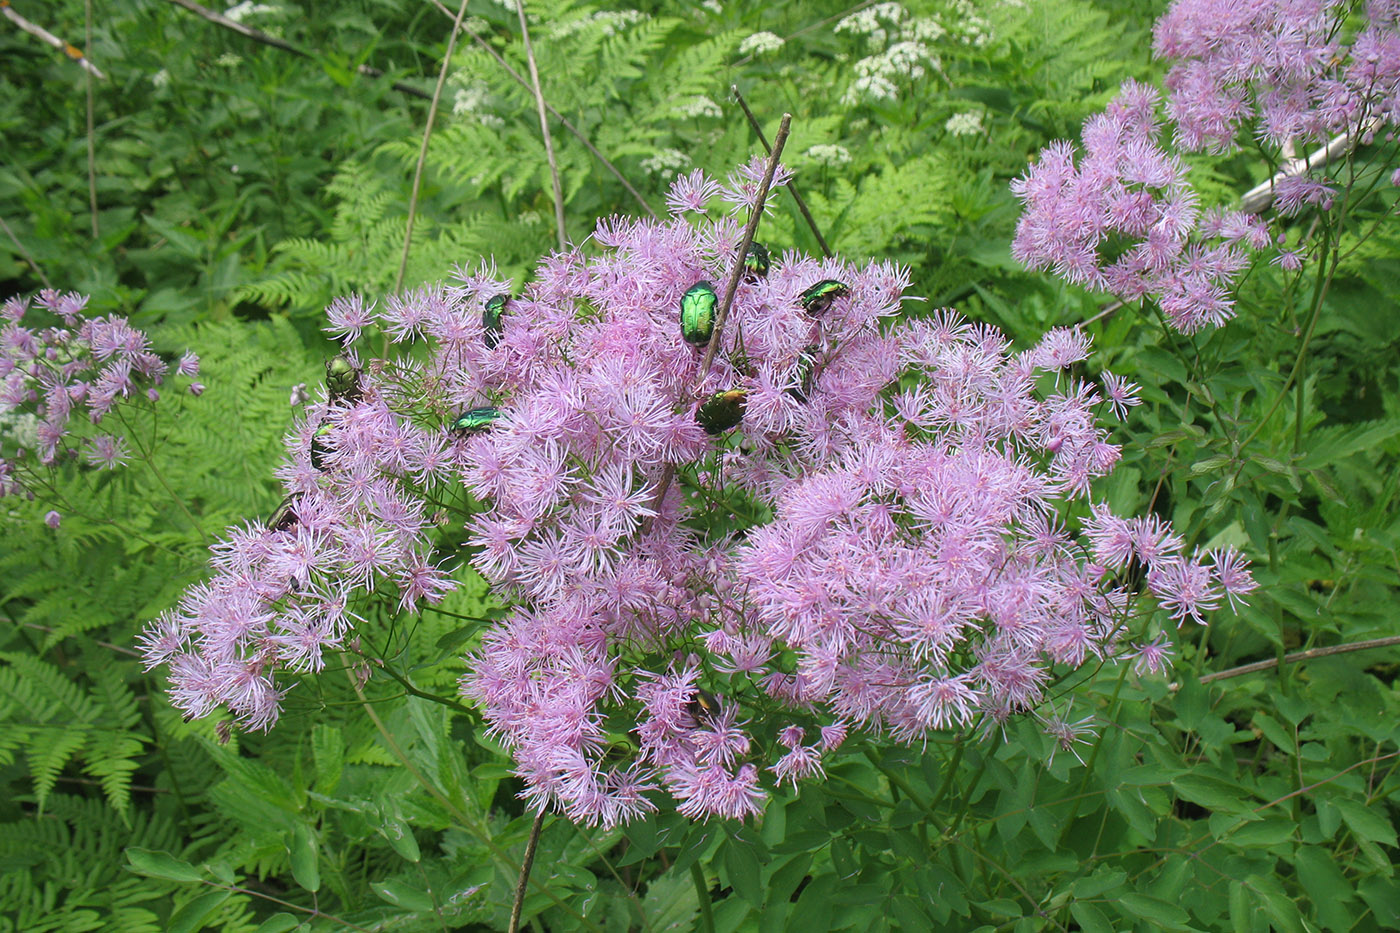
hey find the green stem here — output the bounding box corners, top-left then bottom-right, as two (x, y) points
(690, 863), (715, 933)
(1238, 224), (1335, 454)
(1055, 663), (1130, 849)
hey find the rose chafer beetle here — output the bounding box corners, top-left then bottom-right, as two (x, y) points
(799, 279), (849, 316)
(788, 348), (819, 403)
(452, 406), (502, 434)
(680, 281), (718, 347)
(268, 496), (299, 533)
(326, 354), (362, 404)
(482, 294), (509, 350)
(742, 241), (770, 281)
(696, 388), (747, 435)
(686, 688), (723, 726)
(310, 422), (333, 471)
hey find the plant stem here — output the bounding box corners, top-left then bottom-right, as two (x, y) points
(646, 115), (793, 518)
(515, 0), (567, 251)
(1198, 635), (1400, 684)
(731, 86), (832, 258)
(84, 0), (97, 238)
(395, 0), (472, 295)
(509, 810), (547, 933)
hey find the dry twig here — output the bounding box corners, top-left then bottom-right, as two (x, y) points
(1198, 635), (1400, 685)
(425, 0), (658, 220)
(162, 0), (431, 100)
(395, 0), (473, 295)
(647, 115), (794, 517)
(732, 85), (833, 258)
(515, 0), (567, 251)
(2, 0), (107, 80)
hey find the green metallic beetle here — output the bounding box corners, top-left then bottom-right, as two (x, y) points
(742, 241), (770, 281)
(268, 495), (299, 533)
(482, 294), (509, 350)
(680, 281), (718, 347)
(788, 349), (819, 403)
(686, 688), (723, 725)
(310, 422), (333, 471)
(696, 388), (747, 435)
(452, 406), (502, 434)
(799, 279), (850, 316)
(326, 354), (362, 403)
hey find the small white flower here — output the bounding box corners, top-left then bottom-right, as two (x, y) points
(215, 52), (243, 68)
(702, 0), (723, 13)
(224, 2), (279, 24)
(151, 68), (170, 88)
(678, 95), (723, 119)
(945, 110), (984, 137)
(738, 31), (785, 56)
(640, 148), (690, 179)
(805, 144), (851, 168)
(453, 83), (489, 117)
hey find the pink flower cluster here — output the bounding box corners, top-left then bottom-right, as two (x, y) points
(1155, 0), (1400, 152)
(1011, 81), (1272, 333)
(0, 291), (200, 508)
(144, 162), (1253, 825)
(138, 353), (456, 730)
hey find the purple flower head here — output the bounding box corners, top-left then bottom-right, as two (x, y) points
(142, 160), (1252, 825)
(1011, 80), (1261, 333)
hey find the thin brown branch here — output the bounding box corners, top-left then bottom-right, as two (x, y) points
(0, 215), (51, 288)
(84, 0), (98, 238)
(2, 0), (108, 79)
(647, 116), (794, 517)
(508, 809), (547, 933)
(395, 0), (472, 295)
(1241, 118), (1383, 214)
(1250, 750), (1400, 814)
(1198, 635), (1400, 684)
(162, 0), (430, 100)
(1086, 118), (1381, 326)
(699, 115), (791, 375)
(515, 0), (567, 251)
(732, 86), (832, 258)
(426, 0), (657, 220)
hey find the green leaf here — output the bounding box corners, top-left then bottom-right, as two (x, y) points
(1334, 796), (1397, 845)
(381, 815), (421, 863)
(126, 848), (203, 883)
(1225, 819), (1295, 847)
(1295, 845), (1353, 901)
(642, 873), (698, 933)
(288, 824), (320, 893)
(788, 877), (833, 933)
(168, 890), (232, 933)
(1117, 892), (1192, 929)
(253, 915), (302, 933)
(311, 724), (343, 796)
(1174, 773), (1252, 814)
(1070, 902), (1113, 933)
(723, 837), (763, 907)
(373, 879), (435, 913)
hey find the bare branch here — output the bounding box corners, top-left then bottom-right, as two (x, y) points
(426, 0), (657, 220)
(395, 0), (473, 295)
(1198, 634), (1400, 685)
(515, 0), (567, 251)
(2, 0), (107, 80)
(732, 85), (832, 258)
(162, 0), (431, 100)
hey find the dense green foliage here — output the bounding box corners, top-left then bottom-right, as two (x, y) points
(3, 0), (1400, 931)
